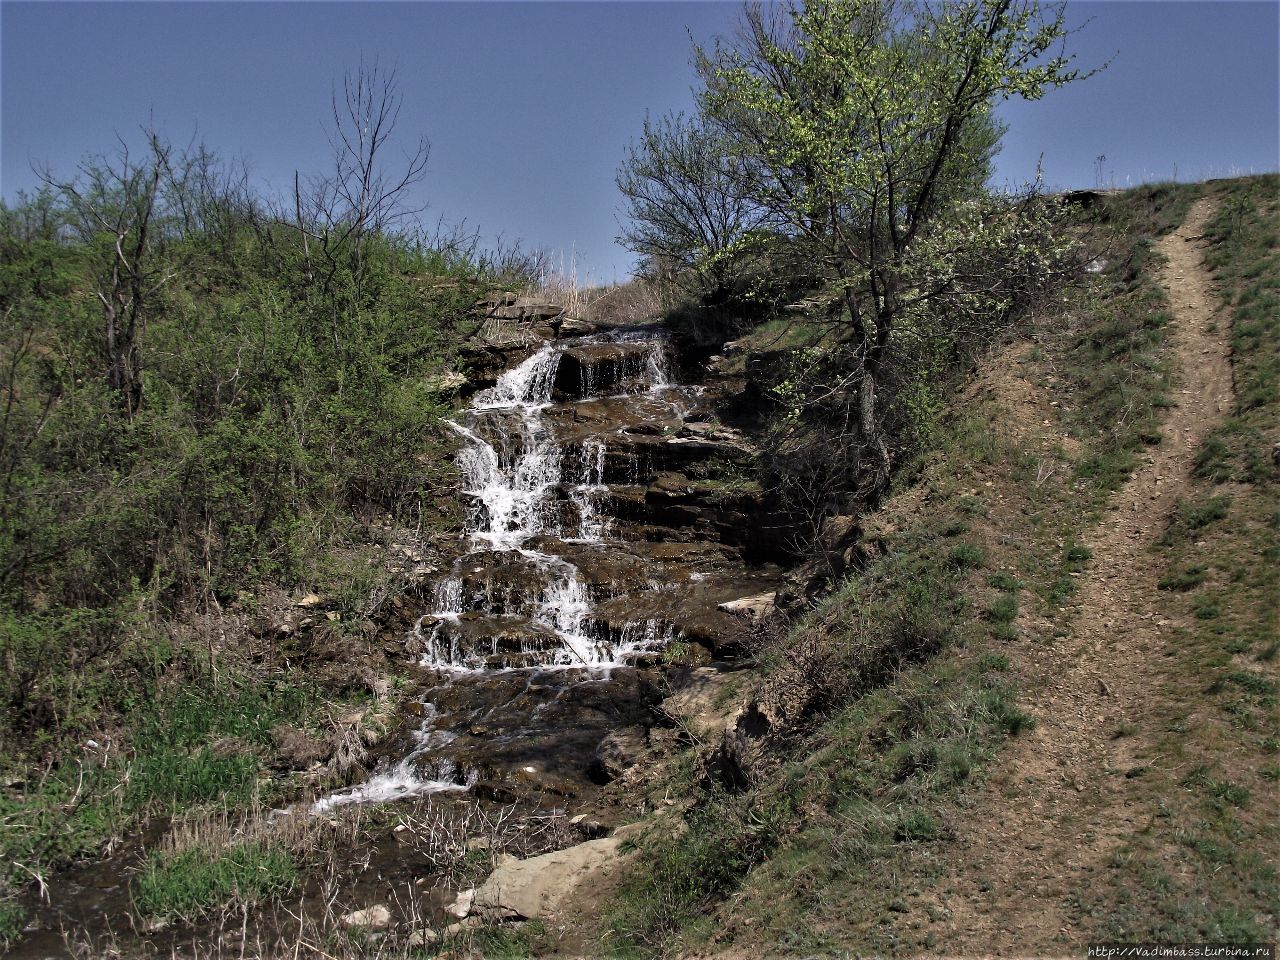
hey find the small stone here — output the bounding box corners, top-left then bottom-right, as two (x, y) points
(717, 592), (776, 619)
(341, 904), (392, 930)
(448, 888), (475, 919)
(444, 916), (481, 937)
(294, 593), (323, 608)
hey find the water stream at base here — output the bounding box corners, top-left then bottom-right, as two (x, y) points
(314, 328), (687, 812)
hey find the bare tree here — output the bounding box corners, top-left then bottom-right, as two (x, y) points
(293, 60), (430, 289)
(616, 112), (766, 296)
(41, 131), (176, 418)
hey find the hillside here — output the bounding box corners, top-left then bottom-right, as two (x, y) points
(593, 176), (1278, 958)
(2, 163), (1274, 957)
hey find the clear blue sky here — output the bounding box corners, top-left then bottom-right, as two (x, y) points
(3, 1), (1277, 282)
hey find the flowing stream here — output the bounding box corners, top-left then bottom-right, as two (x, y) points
(315, 328), (688, 812)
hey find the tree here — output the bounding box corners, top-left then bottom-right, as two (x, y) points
(616, 112), (765, 295)
(696, 0), (1086, 480)
(41, 131), (176, 418)
(294, 60), (430, 289)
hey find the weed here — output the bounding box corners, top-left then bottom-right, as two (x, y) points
(0, 900), (24, 952)
(1226, 671), (1276, 697)
(133, 841), (297, 921)
(987, 594), (1019, 624)
(1192, 595), (1223, 620)
(978, 652), (1011, 672)
(988, 572), (1022, 591)
(1166, 495), (1232, 542)
(1158, 565), (1208, 592)
(1063, 543), (1094, 569)
(981, 688), (1037, 737)
(1209, 780), (1251, 808)
(948, 543), (986, 569)
(894, 809), (940, 842)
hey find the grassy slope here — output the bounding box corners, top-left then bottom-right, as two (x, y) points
(0, 218), (478, 946)
(1084, 174), (1278, 942)
(598, 177), (1278, 957)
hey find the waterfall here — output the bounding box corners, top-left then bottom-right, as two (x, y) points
(313, 328), (686, 812)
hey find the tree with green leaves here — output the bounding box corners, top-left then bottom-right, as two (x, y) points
(694, 0), (1087, 480)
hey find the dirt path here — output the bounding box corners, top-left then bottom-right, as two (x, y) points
(927, 197), (1234, 956)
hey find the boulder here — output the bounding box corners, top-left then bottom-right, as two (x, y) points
(447, 888), (474, 919)
(558, 318), (598, 336)
(717, 592), (776, 620)
(475, 291), (518, 308)
(471, 827), (639, 920)
(423, 371), (467, 393)
(592, 726), (648, 781)
(513, 297), (564, 320)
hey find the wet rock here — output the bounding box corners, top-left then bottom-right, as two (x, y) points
(647, 471), (693, 498)
(591, 726), (648, 782)
(473, 780), (519, 804)
(342, 904), (392, 930)
(553, 342), (665, 400)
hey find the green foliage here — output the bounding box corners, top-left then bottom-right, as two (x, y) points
(1159, 565), (1208, 592)
(987, 593), (1019, 625)
(1166, 495), (1232, 542)
(948, 542), (986, 569)
(126, 676), (313, 814)
(133, 841), (297, 921)
(0, 899), (24, 952)
(611, 794), (790, 952)
(894, 808), (940, 842)
(615, 112), (766, 293)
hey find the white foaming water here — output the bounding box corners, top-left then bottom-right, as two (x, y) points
(311, 704), (476, 813)
(314, 330), (685, 811)
(567, 438), (608, 543)
(433, 330), (679, 671)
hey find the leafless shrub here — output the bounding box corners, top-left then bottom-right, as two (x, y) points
(583, 277), (668, 327)
(397, 799), (576, 886)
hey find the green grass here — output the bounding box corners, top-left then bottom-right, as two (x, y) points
(0, 666), (325, 946)
(948, 542), (986, 569)
(1158, 565), (1208, 592)
(0, 900), (24, 950)
(133, 841), (298, 921)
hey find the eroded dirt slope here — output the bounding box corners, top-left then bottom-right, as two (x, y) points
(927, 197), (1234, 955)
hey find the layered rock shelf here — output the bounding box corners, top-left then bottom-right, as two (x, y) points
(314, 322), (788, 812)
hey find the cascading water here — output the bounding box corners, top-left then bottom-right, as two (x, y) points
(314, 328), (687, 811)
